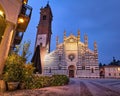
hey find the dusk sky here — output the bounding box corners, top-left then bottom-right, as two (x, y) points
(22, 0), (120, 64)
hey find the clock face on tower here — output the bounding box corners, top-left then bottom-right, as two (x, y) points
(36, 34), (47, 47)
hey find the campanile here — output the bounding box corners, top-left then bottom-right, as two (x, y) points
(35, 3), (53, 73)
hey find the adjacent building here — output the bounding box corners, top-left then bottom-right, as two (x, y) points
(0, 0), (32, 75)
(104, 65), (120, 78)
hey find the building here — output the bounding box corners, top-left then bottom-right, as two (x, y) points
(0, 0), (32, 75)
(104, 65), (120, 78)
(35, 3), (99, 78)
(99, 57), (120, 78)
(44, 32), (99, 78)
(35, 3), (52, 73)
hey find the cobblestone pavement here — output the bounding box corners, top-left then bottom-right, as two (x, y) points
(1, 78), (120, 96)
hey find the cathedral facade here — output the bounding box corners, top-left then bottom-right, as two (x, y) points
(44, 31), (99, 78)
(35, 3), (99, 78)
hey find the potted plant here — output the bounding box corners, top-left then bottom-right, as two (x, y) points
(0, 74), (6, 92)
(3, 41), (32, 90)
(3, 52), (24, 91)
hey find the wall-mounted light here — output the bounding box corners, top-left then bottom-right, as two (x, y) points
(23, 0), (28, 4)
(23, 1), (27, 4)
(0, 10), (4, 17)
(18, 17), (24, 23)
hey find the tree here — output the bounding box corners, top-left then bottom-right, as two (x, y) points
(99, 62), (103, 67)
(15, 41), (31, 62)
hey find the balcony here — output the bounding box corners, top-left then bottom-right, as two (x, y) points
(17, 4), (32, 32)
(14, 32), (24, 45)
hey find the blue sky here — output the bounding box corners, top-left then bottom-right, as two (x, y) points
(22, 0), (120, 64)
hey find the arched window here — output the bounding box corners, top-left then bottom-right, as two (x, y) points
(91, 68), (94, 73)
(109, 73), (111, 76)
(82, 66), (85, 70)
(49, 67), (51, 73)
(59, 56), (61, 61)
(40, 43), (42, 47)
(43, 15), (46, 20)
(58, 63), (61, 70)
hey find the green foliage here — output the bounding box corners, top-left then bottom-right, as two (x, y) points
(25, 75), (52, 89)
(3, 52), (34, 83)
(3, 40), (36, 90)
(3, 53), (24, 82)
(24, 74), (69, 89)
(109, 57), (120, 66)
(32, 76), (52, 88)
(15, 41), (31, 62)
(51, 75), (69, 86)
(21, 63), (35, 89)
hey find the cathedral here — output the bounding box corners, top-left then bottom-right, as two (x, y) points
(35, 3), (99, 78)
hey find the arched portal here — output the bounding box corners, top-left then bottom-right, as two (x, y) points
(68, 65), (75, 78)
(0, 4), (6, 43)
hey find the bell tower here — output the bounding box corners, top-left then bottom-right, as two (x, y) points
(35, 3), (53, 74)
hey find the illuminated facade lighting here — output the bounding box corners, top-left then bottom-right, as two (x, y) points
(118, 68), (120, 71)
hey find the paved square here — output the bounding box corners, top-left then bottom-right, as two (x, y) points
(2, 78), (120, 96)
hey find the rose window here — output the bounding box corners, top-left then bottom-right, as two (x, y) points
(68, 54), (75, 61)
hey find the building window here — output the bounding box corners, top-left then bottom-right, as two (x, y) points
(109, 73), (111, 76)
(59, 56), (61, 61)
(40, 43), (42, 47)
(82, 66), (85, 70)
(40, 37), (42, 39)
(91, 68), (94, 73)
(49, 67), (51, 73)
(114, 73), (116, 76)
(43, 15), (46, 20)
(119, 73), (120, 76)
(58, 63), (61, 70)
(68, 54), (75, 61)
(82, 56), (85, 61)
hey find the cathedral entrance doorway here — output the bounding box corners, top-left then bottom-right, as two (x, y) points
(68, 65), (75, 78)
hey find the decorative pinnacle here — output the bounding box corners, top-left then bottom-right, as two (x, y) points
(94, 41), (97, 49)
(78, 29), (80, 35)
(56, 36), (59, 49)
(77, 29), (80, 41)
(84, 34), (88, 47)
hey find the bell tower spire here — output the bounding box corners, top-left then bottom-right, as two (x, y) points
(94, 41), (98, 53)
(56, 36), (59, 49)
(64, 30), (66, 41)
(77, 29), (80, 41)
(35, 3), (53, 74)
(36, 3), (53, 49)
(84, 34), (88, 48)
